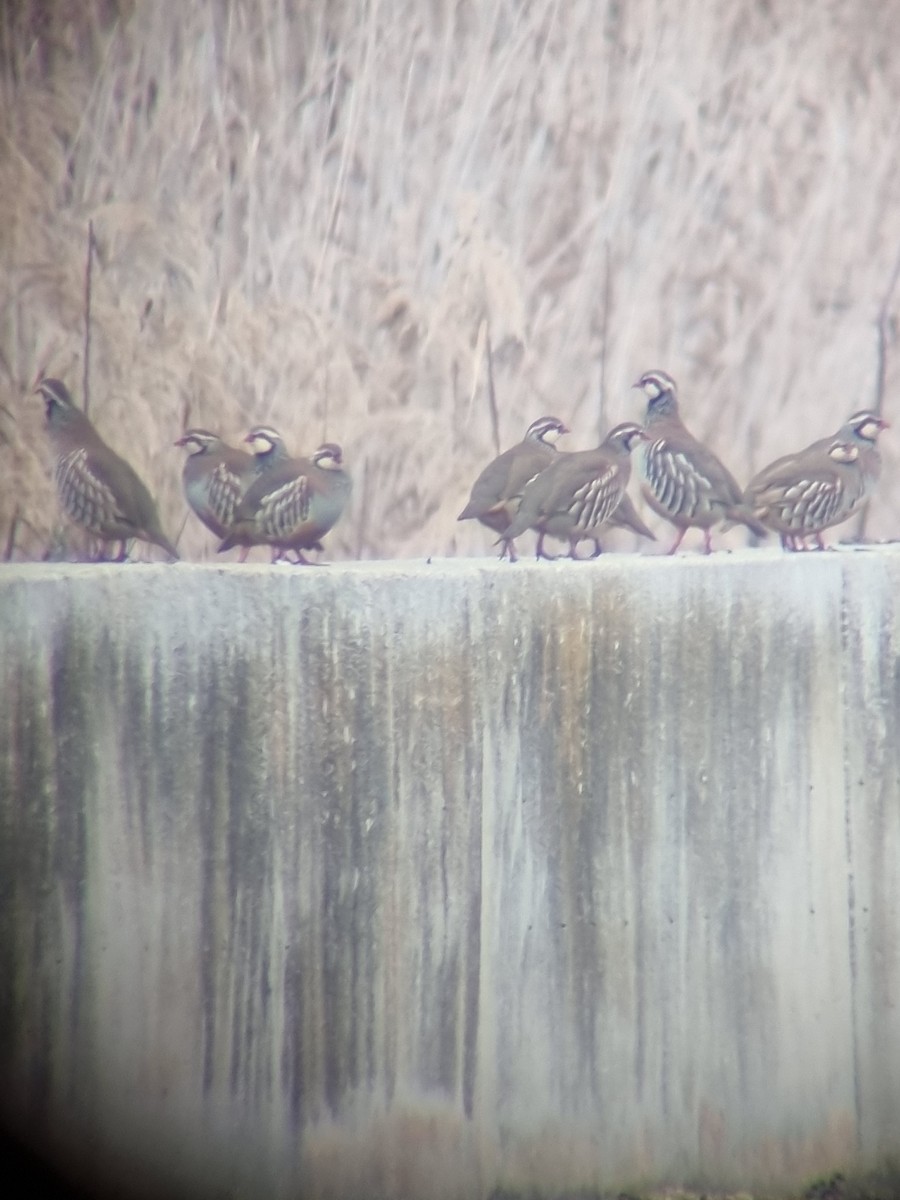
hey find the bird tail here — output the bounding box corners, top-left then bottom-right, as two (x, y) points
(497, 512), (528, 543)
(152, 531), (180, 560)
(722, 504), (767, 538)
(218, 532), (237, 553)
(610, 498), (657, 540)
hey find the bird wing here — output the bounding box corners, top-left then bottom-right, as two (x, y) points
(459, 442), (549, 519)
(256, 474), (313, 538)
(504, 445), (555, 500)
(645, 435), (743, 513)
(207, 461), (246, 529)
(750, 464), (850, 530)
(55, 447), (141, 534)
(561, 461), (624, 530)
(524, 454), (623, 530)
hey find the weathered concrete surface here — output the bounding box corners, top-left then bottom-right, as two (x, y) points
(1, 551), (899, 1199)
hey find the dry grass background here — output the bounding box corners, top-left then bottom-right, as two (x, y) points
(2, 0), (900, 561)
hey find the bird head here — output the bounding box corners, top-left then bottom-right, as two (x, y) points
(843, 411), (890, 444)
(525, 415), (569, 446)
(633, 369), (678, 418)
(312, 442), (344, 469)
(244, 425), (286, 459)
(174, 429), (222, 454)
(605, 422), (649, 455)
(34, 377), (79, 427)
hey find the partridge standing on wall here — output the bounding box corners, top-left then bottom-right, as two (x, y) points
(231, 424), (324, 559)
(502, 422), (649, 559)
(633, 369), (766, 553)
(174, 429), (255, 541)
(457, 415), (569, 560)
(218, 434), (351, 563)
(36, 377), (179, 560)
(744, 410), (889, 549)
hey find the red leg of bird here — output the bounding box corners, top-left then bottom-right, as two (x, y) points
(497, 538), (518, 562)
(703, 529), (714, 554)
(815, 533), (826, 551)
(667, 527), (688, 555)
(589, 538), (603, 558)
(238, 545), (249, 563)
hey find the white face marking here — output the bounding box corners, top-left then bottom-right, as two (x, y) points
(830, 443), (859, 464)
(859, 420), (879, 441)
(542, 425), (564, 445)
(643, 379), (662, 399)
(248, 434), (274, 454)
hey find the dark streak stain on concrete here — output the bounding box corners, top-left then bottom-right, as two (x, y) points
(0, 553), (899, 1199)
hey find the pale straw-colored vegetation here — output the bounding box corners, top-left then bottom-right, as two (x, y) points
(2, 0), (899, 560)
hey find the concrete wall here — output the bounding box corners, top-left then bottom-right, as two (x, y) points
(1, 551), (899, 1199)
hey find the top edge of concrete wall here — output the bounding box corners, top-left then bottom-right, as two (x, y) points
(3, 542), (900, 579)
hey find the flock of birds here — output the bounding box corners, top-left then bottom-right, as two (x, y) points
(33, 371), (889, 564)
